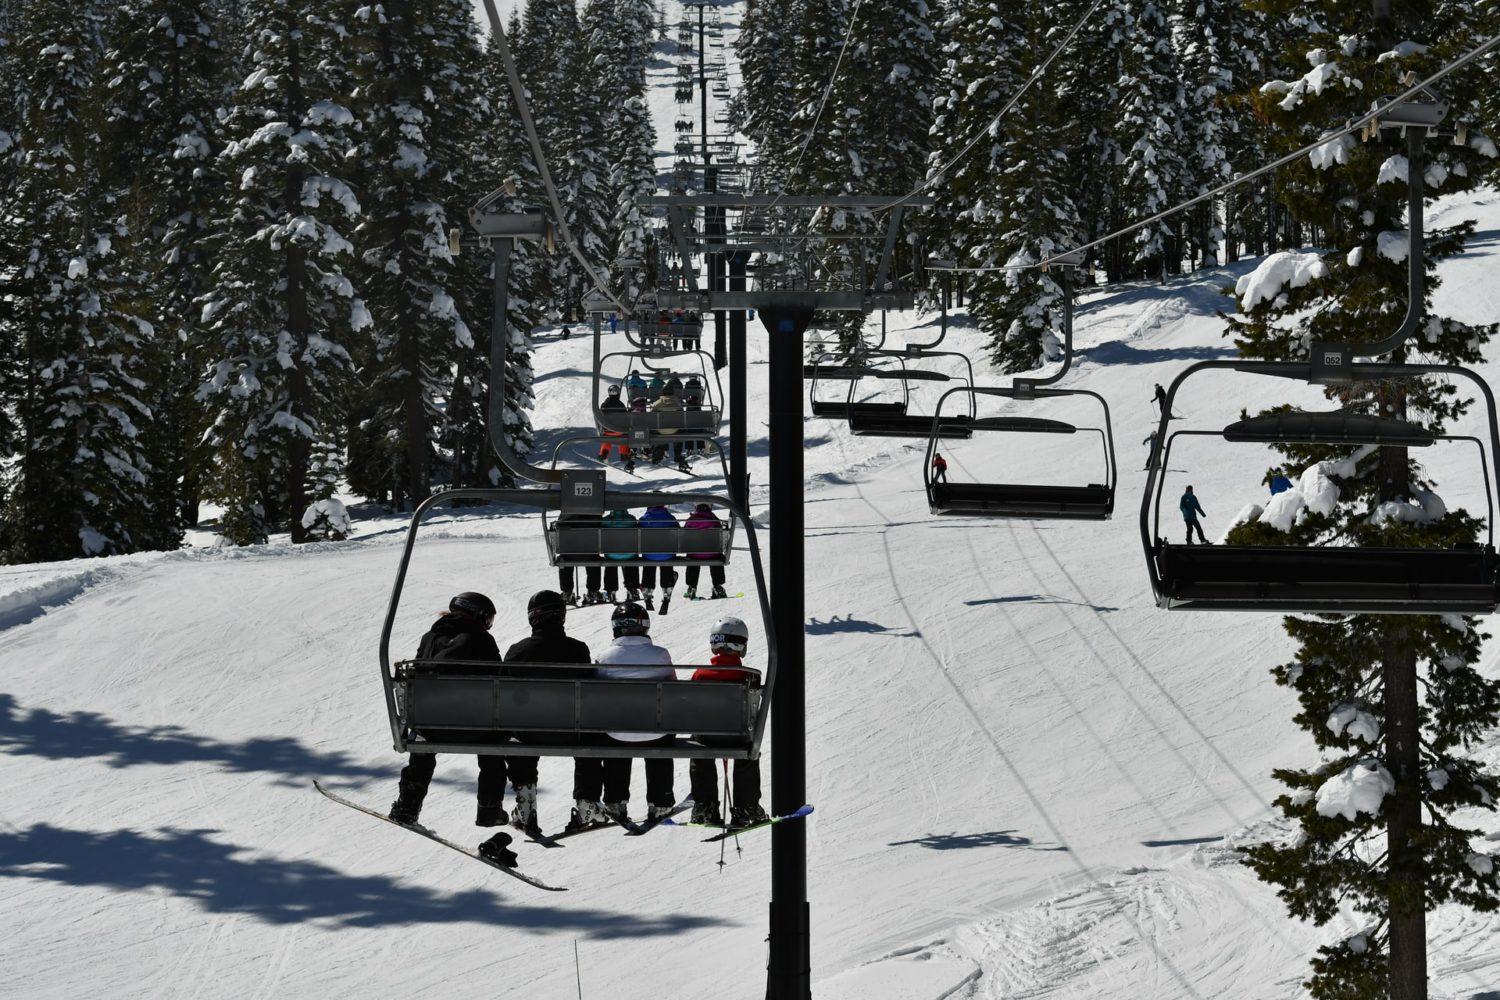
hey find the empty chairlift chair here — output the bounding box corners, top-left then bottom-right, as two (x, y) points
(923, 385), (1117, 519)
(845, 351), (977, 439)
(379, 474), (776, 760)
(1142, 366), (1500, 614)
(808, 352), (911, 420)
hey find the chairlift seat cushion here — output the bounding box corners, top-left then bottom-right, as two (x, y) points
(1223, 411), (1435, 447)
(399, 666), (762, 759)
(848, 413), (974, 439)
(931, 483), (1113, 518)
(810, 400), (907, 419)
(1156, 543), (1500, 612)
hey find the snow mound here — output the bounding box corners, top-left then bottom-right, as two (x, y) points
(1259, 489), (1306, 532)
(1316, 760), (1394, 821)
(1235, 251), (1327, 311)
(1326, 704), (1380, 744)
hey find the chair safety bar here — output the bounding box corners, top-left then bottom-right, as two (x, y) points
(1223, 411), (1436, 446)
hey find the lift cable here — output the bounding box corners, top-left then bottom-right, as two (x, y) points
(478, 0), (630, 315)
(923, 30), (1500, 275)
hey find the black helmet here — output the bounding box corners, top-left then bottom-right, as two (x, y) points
(608, 384), (621, 395)
(450, 591), (496, 618)
(695, 502), (712, 514)
(527, 590), (567, 627)
(612, 601), (650, 637)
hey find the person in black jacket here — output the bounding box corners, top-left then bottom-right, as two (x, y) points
(501, 591), (592, 837)
(389, 591), (517, 867)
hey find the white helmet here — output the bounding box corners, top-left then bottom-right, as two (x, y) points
(710, 616), (749, 655)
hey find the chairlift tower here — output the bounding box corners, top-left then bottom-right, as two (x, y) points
(644, 191), (933, 1000)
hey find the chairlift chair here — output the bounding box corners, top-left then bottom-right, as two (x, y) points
(593, 317), (723, 444)
(808, 352), (910, 419)
(845, 351), (977, 439)
(924, 386), (1117, 518)
(380, 478), (775, 761)
(1143, 365), (1500, 613)
(1141, 103), (1500, 614)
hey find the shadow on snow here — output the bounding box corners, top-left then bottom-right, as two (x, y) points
(0, 824), (733, 936)
(887, 830), (1068, 852)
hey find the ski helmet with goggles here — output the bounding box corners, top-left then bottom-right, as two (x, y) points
(709, 616), (749, 655)
(612, 601), (650, 638)
(608, 384), (621, 395)
(450, 591), (496, 618)
(527, 590), (567, 627)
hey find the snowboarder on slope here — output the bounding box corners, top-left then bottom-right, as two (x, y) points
(388, 591), (518, 867)
(689, 617), (769, 827)
(575, 603), (677, 825)
(1180, 485), (1208, 544)
(502, 591), (591, 837)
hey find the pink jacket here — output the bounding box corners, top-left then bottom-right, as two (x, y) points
(684, 511), (722, 559)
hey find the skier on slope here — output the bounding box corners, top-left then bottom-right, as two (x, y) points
(570, 603), (678, 827)
(1180, 485), (1209, 544)
(682, 502), (728, 600)
(689, 617), (769, 828)
(388, 591), (518, 867)
(931, 452), (949, 484)
(501, 591), (591, 838)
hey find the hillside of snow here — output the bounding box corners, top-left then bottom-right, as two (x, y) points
(5, 1), (1500, 997)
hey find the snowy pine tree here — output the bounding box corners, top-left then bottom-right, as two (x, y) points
(347, 0), (482, 510)
(1225, 4), (1500, 995)
(101, 0), (228, 547)
(0, 3), (158, 563)
(553, 11), (614, 320)
(736, 0), (800, 190)
(594, 0), (657, 298)
(197, 1), (369, 545)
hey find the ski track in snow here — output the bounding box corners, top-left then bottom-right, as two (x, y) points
(6, 4), (1500, 997)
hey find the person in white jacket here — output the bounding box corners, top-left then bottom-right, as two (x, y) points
(586, 602), (677, 823)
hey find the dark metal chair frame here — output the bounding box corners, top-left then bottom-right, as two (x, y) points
(379, 485), (776, 759)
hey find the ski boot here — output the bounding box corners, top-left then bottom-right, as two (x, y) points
(389, 795), (423, 826)
(562, 589), (578, 607)
(626, 588), (643, 602)
(710, 584), (728, 600)
(477, 831), (518, 868)
(683, 586), (697, 600)
(647, 803), (676, 822)
(731, 804), (770, 828)
(676, 460), (691, 474)
(602, 800), (632, 826)
(589, 589), (606, 606)
(690, 801), (723, 826)
(509, 784), (542, 838)
(644, 591), (655, 611)
(475, 800), (508, 827)
(624, 459), (636, 474)
(657, 589), (672, 616)
(565, 799), (607, 833)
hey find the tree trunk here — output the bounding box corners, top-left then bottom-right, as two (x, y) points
(285, 18), (311, 545)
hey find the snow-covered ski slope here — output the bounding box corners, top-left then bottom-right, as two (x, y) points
(8, 0), (1500, 993)
(5, 186), (1500, 1000)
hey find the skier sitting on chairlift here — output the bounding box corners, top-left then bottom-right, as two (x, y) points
(569, 603), (678, 828)
(598, 384), (631, 467)
(388, 591), (519, 867)
(689, 617), (769, 828)
(500, 591), (592, 838)
(683, 503), (728, 600)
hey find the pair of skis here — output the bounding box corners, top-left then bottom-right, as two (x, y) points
(315, 781), (811, 891)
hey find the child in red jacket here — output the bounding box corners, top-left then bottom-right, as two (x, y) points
(689, 617), (769, 827)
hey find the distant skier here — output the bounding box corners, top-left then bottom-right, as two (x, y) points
(683, 502), (728, 600)
(387, 591), (517, 867)
(931, 452), (949, 484)
(501, 591), (591, 838)
(1269, 470), (1293, 496)
(560, 325), (572, 341)
(1180, 485), (1208, 544)
(1151, 383), (1177, 419)
(689, 617), (769, 827)
(573, 603), (677, 826)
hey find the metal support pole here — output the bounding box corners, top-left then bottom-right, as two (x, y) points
(729, 251), (750, 509)
(760, 303), (815, 1000)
